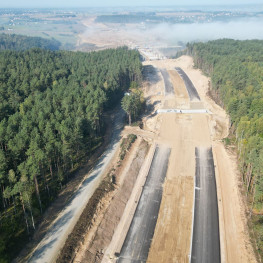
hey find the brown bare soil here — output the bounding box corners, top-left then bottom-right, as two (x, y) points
(168, 70), (188, 100)
(143, 56), (257, 262)
(78, 19), (164, 51)
(148, 176), (193, 263)
(56, 170), (115, 263)
(73, 139), (149, 263)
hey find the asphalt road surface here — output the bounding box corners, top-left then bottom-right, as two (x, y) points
(175, 67), (201, 101)
(160, 68), (175, 96)
(28, 107), (125, 263)
(117, 145), (171, 263)
(191, 147), (220, 263)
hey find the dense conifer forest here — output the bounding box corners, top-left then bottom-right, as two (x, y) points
(0, 33), (61, 51)
(186, 39), (263, 256)
(0, 44), (142, 262)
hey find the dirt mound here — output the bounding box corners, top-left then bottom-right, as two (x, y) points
(56, 174), (115, 263)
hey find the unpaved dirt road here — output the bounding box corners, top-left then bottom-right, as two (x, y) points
(213, 142), (257, 263)
(27, 110), (125, 263)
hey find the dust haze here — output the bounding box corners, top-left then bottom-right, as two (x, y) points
(80, 17), (263, 52)
(144, 18), (263, 43)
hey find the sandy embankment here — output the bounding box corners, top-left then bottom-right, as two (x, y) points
(145, 56), (256, 263)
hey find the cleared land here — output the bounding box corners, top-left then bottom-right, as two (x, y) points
(74, 138), (149, 263)
(213, 142), (257, 263)
(143, 56), (256, 263)
(146, 61), (212, 263)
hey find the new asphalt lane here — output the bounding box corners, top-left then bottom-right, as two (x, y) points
(160, 68), (175, 96)
(175, 67), (201, 101)
(191, 147), (220, 263)
(117, 145), (171, 263)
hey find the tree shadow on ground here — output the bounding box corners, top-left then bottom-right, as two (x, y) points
(143, 65), (161, 85)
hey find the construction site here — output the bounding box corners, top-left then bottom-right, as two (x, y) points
(21, 17), (258, 263)
(69, 56), (257, 263)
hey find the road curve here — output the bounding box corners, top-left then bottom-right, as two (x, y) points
(117, 145), (171, 262)
(175, 67), (200, 101)
(28, 108), (125, 263)
(191, 147), (220, 263)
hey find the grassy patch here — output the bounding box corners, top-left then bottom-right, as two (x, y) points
(119, 134), (137, 161)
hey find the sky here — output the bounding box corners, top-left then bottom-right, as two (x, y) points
(1, 0), (263, 8)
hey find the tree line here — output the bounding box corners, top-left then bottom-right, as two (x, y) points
(185, 39), (263, 257)
(0, 33), (61, 51)
(121, 82), (145, 125)
(0, 46), (142, 262)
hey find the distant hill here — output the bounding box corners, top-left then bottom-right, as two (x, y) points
(0, 33), (61, 51)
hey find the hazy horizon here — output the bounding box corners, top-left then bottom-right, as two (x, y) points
(1, 1), (263, 8)
(1, 2), (263, 47)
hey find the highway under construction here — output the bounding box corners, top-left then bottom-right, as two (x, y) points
(25, 55), (256, 263)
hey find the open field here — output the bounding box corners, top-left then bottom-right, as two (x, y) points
(0, 10), (86, 48)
